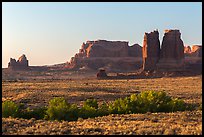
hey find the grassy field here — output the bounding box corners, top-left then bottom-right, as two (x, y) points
(2, 74), (202, 135)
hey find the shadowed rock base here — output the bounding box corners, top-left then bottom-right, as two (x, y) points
(156, 59), (185, 71)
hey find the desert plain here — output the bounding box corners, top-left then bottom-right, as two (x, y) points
(2, 69), (202, 135)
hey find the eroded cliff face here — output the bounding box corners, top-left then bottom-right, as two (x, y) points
(184, 45), (202, 57)
(160, 30), (184, 60)
(156, 30), (185, 71)
(142, 29), (201, 72)
(142, 30), (160, 71)
(74, 40), (141, 58)
(184, 46), (191, 54)
(67, 30), (201, 73)
(8, 54), (29, 70)
(67, 40), (142, 71)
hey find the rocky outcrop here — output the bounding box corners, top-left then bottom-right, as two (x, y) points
(191, 45), (202, 57)
(67, 40), (142, 71)
(142, 30), (160, 71)
(184, 45), (202, 57)
(160, 30), (184, 59)
(96, 68), (108, 78)
(129, 44), (142, 57)
(184, 46), (191, 54)
(156, 30), (185, 71)
(73, 40), (142, 58)
(8, 54), (29, 70)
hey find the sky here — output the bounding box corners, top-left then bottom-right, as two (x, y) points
(2, 2), (202, 68)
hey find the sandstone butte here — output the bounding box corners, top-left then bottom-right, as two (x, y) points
(142, 30), (160, 71)
(156, 29), (185, 71)
(8, 54), (29, 70)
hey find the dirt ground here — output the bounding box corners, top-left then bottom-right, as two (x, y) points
(2, 72), (202, 135)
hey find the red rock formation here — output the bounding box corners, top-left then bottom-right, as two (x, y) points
(142, 30), (160, 71)
(160, 30), (184, 59)
(8, 54), (29, 70)
(192, 45), (201, 52)
(156, 30), (184, 71)
(191, 45), (202, 57)
(96, 68), (108, 78)
(184, 45), (191, 54)
(67, 40), (142, 71)
(74, 40), (142, 58)
(129, 44), (142, 57)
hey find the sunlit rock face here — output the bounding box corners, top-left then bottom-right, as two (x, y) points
(191, 45), (202, 57)
(67, 40), (143, 71)
(8, 54), (29, 70)
(142, 30), (160, 71)
(75, 40), (142, 58)
(184, 45), (202, 57)
(156, 30), (185, 71)
(184, 46), (191, 54)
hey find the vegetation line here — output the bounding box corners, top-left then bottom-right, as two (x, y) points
(2, 91), (201, 121)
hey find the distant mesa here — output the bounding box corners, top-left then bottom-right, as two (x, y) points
(67, 39), (142, 71)
(72, 40), (142, 58)
(184, 45), (202, 57)
(8, 54), (29, 70)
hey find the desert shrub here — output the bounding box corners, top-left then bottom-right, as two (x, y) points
(78, 105), (98, 119)
(139, 91), (172, 112)
(83, 98), (98, 109)
(45, 97), (80, 121)
(108, 91), (187, 114)
(20, 107), (47, 120)
(108, 97), (132, 114)
(3, 91), (190, 121)
(168, 98), (186, 112)
(97, 101), (110, 116)
(77, 98), (99, 119)
(2, 100), (19, 118)
(45, 97), (70, 121)
(65, 104), (80, 121)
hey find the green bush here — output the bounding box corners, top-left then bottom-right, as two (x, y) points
(2, 100), (19, 118)
(83, 98), (98, 109)
(45, 97), (80, 121)
(45, 97), (70, 121)
(97, 101), (110, 116)
(135, 91), (173, 113)
(20, 107), (47, 120)
(79, 105), (98, 119)
(65, 104), (80, 121)
(2, 91), (191, 122)
(168, 98), (186, 112)
(108, 97), (132, 114)
(78, 98), (99, 119)
(107, 91), (187, 114)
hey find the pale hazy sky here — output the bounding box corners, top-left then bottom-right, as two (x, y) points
(2, 2), (202, 68)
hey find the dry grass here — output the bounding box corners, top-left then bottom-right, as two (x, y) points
(2, 74), (202, 135)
